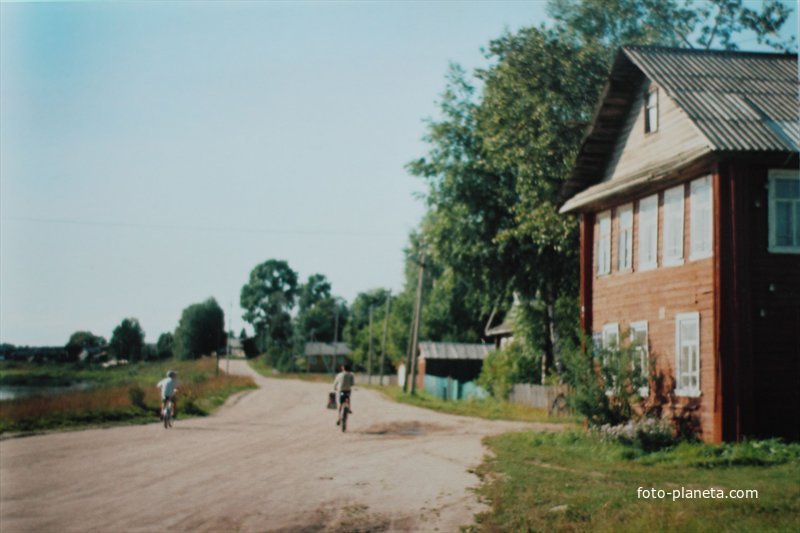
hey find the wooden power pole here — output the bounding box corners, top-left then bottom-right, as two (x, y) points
(379, 294), (391, 386)
(408, 251), (425, 395)
(367, 306), (374, 385)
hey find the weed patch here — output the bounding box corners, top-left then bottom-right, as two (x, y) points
(0, 358), (256, 433)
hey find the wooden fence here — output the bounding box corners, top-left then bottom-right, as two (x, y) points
(508, 383), (570, 411)
(354, 374), (397, 386)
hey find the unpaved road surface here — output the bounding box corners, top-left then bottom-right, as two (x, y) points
(1, 361), (562, 532)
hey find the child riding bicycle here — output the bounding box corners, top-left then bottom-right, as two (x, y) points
(333, 363), (354, 426)
(157, 370), (178, 420)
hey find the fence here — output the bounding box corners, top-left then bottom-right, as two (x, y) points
(354, 373), (397, 386)
(508, 383), (570, 410)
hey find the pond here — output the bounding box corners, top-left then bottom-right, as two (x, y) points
(0, 381), (95, 401)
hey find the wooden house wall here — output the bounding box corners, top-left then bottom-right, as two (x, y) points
(720, 159), (800, 441)
(591, 166), (718, 441)
(603, 80), (709, 183)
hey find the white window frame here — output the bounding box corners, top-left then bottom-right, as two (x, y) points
(690, 176), (713, 260)
(638, 194), (658, 271)
(674, 312), (700, 397)
(663, 185), (684, 266)
(597, 210), (611, 276)
(630, 321), (649, 396)
(645, 89), (658, 133)
(617, 204), (633, 271)
(602, 323), (620, 350)
(768, 169), (800, 254)
(601, 323), (620, 395)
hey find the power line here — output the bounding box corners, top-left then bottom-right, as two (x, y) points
(1, 215), (402, 237)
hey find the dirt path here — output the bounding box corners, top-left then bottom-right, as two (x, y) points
(0, 361), (563, 532)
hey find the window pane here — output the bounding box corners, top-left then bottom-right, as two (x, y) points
(775, 178), (800, 199)
(776, 201), (792, 245)
(681, 322), (697, 342)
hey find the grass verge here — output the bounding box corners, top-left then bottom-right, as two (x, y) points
(0, 358), (256, 433)
(474, 430), (800, 531)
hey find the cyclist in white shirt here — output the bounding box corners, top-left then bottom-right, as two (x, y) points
(157, 370), (178, 420)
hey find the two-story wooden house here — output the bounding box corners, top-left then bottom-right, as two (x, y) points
(560, 47), (799, 443)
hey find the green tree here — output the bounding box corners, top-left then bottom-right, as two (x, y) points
(65, 331), (107, 360)
(240, 259), (298, 367)
(155, 332), (174, 360)
(173, 298), (225, 360)
(408, 0), (795, 381)
(295, 274), (347, 346)
(108, 318), (145, 362)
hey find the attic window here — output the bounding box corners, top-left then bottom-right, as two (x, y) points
(645, 89), (658, 133)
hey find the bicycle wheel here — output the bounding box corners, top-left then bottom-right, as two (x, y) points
(163, 402), (172, 428)
(341, 405), (348, 432)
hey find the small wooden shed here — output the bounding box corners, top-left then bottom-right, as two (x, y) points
(304, 342), (351, 373)
(416, 342), (493, 400)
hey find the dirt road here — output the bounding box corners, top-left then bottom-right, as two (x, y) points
(1, 361), (562, 532)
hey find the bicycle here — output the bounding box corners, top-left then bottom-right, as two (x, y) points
(162, 397), (175, 429)
(340, 396), (351, 432)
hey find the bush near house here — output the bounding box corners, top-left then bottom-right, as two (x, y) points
(477, 341), (538, 400)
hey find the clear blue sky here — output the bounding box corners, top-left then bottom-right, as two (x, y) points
(1, 0), (553, 345)
(1, 1), (796, 346)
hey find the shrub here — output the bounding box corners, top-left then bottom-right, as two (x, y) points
(560, 332), (650, 427)
(477, 340), (543, 399)
(128, 385), (146, 410)
(595, 417), (676, 452)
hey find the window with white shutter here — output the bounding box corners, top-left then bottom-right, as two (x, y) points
(597, 210), (611, 275)
(690, 176), (713, 260)
(617, 204), (633, 271)
(638, 195), (658, 270)
(663, 185), (684, 266)
(675, 312), (700, 397)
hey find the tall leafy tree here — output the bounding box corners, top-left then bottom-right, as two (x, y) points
(408, 0), (795, 376)
(173, 298), (225, 360)
(155, 332), (174, 360)
(108, 318), (145, 362)
(65, 331), (107, 360)
(295, 274), (348, 344)
(240, 259), (299, 365)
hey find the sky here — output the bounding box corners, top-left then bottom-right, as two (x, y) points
(1, 1), (796, 346)
(1, 0), (552, 345)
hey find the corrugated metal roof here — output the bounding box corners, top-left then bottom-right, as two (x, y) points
(304, 342), (351, 356)
(561, 46), (798, 212)
(419, 342), (492, 361)
(623, 46), (799, 152)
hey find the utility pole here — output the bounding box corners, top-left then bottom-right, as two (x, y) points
(332, 299), (339, 375)
(379, 293), (391, 386)
(367, 306), (374, 385)
(226, 301), (232, 374)
(402, 313), (415, 393)
(408, 250), (425, 395)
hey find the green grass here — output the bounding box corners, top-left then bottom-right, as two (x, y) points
(0, 358), (256, 433)
(474, 430), (800, 532)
